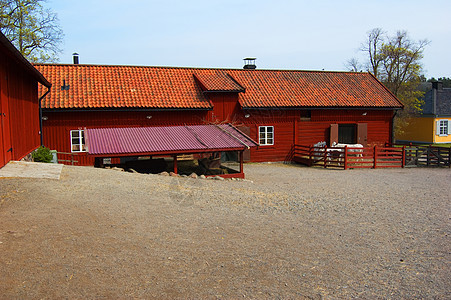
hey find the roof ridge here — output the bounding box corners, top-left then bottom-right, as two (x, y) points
(33, 62), (368, 74)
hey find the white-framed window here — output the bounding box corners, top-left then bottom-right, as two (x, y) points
(70, 129), (86, 152)
(436, 120), (450, 136)
(259, 126), (274, 145)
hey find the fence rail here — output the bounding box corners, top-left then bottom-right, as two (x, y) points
(293, 144), (405, 169)
(402, 145), (450, 168)
(56, 152), (79, 165)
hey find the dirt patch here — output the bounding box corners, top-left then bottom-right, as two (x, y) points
(0, 163), (449, 299)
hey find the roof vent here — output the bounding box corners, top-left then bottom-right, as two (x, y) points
(243, 57), (256, 69)
(73, 53), (79, 64)
(61, 79), (70, 91)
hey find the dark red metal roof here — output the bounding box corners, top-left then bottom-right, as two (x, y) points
(85, 124), (258, 156)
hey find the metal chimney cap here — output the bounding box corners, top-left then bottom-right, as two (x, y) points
(243, 57), (257, 69)
(72, 53), (80, 64)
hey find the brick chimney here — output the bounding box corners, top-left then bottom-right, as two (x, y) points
(432, 81), (443, 115)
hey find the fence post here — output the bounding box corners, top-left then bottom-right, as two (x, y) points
(449, 147), (451, 168)
(427, 145), (430, 167)
(308, 145), (312, 166)
(373, 145), (377, 169)
(401, 146), (406, 168)
(324, 145), (328, 168)
(344, 145), (348, 170)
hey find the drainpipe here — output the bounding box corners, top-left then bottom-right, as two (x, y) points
(39, 86), (51, 146)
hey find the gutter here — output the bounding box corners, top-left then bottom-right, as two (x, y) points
(39, 85), (52, 146)
(242, 106), (403, 111)
(41, 107), (213, 113)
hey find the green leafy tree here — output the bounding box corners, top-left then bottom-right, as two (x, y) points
(348, 28), (430, 137)
(0, 0), (63, 62)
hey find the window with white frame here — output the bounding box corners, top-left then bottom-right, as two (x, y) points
(259, 126), (274, 145)
(70, 129), (86, 152)
(437, 120), (450, 136)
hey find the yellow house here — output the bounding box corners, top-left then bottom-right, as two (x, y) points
(397, 81), (451, 144)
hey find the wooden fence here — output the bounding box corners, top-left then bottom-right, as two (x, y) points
(403, 145), (450, 168)
(293, 144), (405, 169)
(56, 152), (79, 165)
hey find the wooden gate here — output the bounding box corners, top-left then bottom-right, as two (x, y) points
(404, 146), (451, 167)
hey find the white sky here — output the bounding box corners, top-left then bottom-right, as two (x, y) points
(49, 0), (450, 78)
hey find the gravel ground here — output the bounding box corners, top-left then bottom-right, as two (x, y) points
(0, 163), (449, 299)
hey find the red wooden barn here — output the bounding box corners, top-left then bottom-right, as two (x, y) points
(34, 59), (403, 167)
(0, 32), (51, 168)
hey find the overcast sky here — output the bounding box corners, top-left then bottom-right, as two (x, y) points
(49, 0), (450, 78)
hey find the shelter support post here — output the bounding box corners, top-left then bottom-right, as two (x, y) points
(173, 155), (178, 174)
(239, 151), (244, 174)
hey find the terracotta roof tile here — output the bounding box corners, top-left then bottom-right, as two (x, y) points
(35, 64), (403, 110)
(227, 70), (402, 108)
(35, 64), (212, 109)
(194, 71), (244, 92)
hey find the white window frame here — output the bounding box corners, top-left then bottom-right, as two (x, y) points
(70, 129), (86, 152)
(259, 126), (274, 146)
(436, 120), (450, 136)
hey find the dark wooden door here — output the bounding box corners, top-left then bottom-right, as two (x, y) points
(330, 124), (338, 145)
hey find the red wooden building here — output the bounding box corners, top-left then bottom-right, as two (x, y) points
(0, 32), (51, 168)
(34, 60), (403, 166)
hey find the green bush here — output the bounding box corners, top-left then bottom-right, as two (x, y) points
(32, 146), (53, 163)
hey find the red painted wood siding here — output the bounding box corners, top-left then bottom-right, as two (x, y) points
(208, 93), (241, 123)
(298, 110), (393, 146)
(0, 47), (41, 167)
(42, 110), (209, 165)
(238, 110), (298, 162)
(43, 106), (395, 165)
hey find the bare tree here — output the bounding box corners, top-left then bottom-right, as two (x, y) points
(360, 28), (385, 77)
(348, 28), (430, 136)
(345, 57), (361, 72)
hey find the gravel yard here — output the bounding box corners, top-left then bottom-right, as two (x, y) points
(0, 163), (449, 299)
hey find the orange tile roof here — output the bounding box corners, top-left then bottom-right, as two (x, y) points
(227, 69), (403, 109)
(35, 64), (212, 109)
(194, 71), (244, 92)
(35, 64), (403, 110)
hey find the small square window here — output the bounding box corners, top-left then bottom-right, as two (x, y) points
(259, 126), (274, 145)
(70, 129), (86, 152)
(437, 120), (449, 136)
